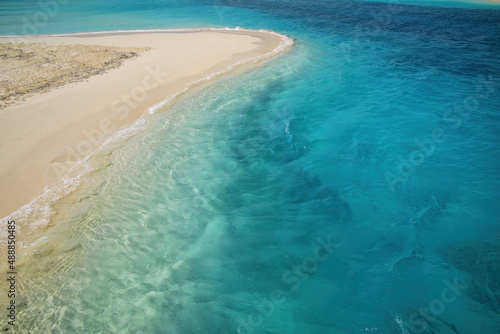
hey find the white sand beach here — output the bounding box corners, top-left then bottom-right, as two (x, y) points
(0, 29), (292, 218)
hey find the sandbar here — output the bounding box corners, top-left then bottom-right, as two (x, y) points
(0, 29), (292, 218)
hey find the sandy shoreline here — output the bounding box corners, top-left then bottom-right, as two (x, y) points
(0, 29), (292, 220)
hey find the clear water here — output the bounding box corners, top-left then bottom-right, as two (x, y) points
(1, 0), (499, 333)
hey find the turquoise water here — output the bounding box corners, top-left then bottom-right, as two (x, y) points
(1, 0), (500, 333)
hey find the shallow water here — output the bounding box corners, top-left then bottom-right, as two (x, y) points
(1, 0), (499, 333)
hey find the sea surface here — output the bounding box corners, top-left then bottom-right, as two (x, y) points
(0, 0), (499, 333)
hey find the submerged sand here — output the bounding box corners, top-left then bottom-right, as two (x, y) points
(0, 29), (291, 219)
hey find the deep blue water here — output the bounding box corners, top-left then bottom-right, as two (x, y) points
(1, 0), (499, 333)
